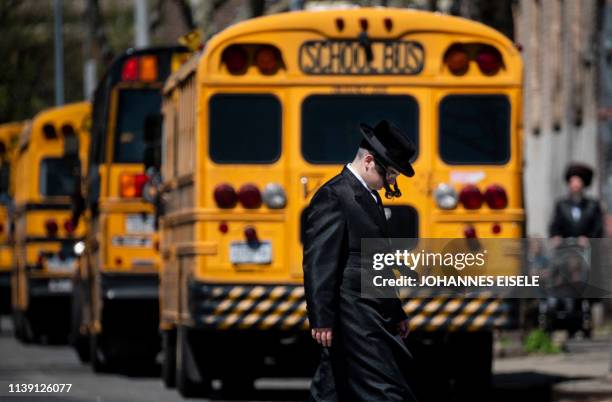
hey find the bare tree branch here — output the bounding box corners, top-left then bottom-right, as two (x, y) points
(174, 0), (196, 30)
(86, 0), (114, 66)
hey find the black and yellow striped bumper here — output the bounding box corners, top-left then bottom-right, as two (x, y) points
(190, 284), (309, 330)
(189, 284), (517, 331)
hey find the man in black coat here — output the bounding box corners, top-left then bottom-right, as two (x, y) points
(549, 163), (604, 241)
(303, 120), (418, 402)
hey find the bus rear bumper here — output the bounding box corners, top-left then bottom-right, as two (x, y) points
(28, 275), (73, 298)
(188, 282), (308, 331)
(100, 272), (158, 301)
(97, 273), (160, 344)
(186, 282), (520, 332)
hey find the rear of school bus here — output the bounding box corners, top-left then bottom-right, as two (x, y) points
(0, 122), (23, 318)
(11, 103), (90, 343)
(163, 8), (523, 398)
(75, 47), (190, 371)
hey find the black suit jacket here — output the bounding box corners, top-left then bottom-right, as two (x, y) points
(302, 167), (406, 329)
(549, 197), (603, 238)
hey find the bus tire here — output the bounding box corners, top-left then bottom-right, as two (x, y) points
(20, 310), (36, 343)
(221, 376), (255, 397)
(451, 331), (492, 402)
(176, 325), (211, 397)
(90, 333), (110, 373)
(161, 329), (176, 388)
(70, 285), (90, 363)
(12, 310), (23, 341)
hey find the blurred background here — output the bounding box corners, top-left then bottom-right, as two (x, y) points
(1, 0), (611, 237)
(1, 1), (611, 401)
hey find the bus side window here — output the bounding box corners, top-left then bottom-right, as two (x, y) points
(0, 164), (10, 197)
(144, 113), (163, 171)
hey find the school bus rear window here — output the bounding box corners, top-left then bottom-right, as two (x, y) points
(301, 95), (419, 164)
(439, 94), (510, 165)
(39, 157), (79, 196)
(209, 94), (281, 164)
(113, 89), (162, 163)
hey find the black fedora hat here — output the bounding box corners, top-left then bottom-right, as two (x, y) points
(359, 120), (416, 177)
(565, 163), (594, 187)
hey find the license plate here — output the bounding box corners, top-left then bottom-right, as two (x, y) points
(48, 279), (72, 293)
(230, 242), (272, 264)
(112, 235), (152, 247)
(126, 214), (154, 233)
(46, 256), (76, 273)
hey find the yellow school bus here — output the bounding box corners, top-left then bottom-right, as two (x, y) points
(0, 122), (24, 322)
(160, 8), (523, 398)
(11, 102), (90, 343)
(71, 46), (190, 371)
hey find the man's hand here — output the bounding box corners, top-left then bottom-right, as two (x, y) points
(311, 328), (333, 347)
(397, 319), (410, 339)
(578, 236), (590, 248)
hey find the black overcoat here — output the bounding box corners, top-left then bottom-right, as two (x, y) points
(549, 197), (603, 238)
(303, 167), (417, 402)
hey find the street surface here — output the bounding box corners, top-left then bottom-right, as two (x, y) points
(0, 317), (609, 401)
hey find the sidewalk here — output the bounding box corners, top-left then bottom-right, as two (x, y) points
(493, 333), (611, 401)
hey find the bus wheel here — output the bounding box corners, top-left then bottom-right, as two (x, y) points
(221, 376), (255, 397)
(70, 286), (90, 363)
(176, 325), (211, 397)
(12, 311), (23, 341)
(162, 329), (176, 388)
(450, 331), (493, 402)
(20, 311), (36, 343)
(90, 333), (110, 373)
(73, 333), (90, 363)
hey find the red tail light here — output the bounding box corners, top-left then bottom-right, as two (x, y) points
(61, 124), (75, 136)
(335, 18), (345, 32)
(64, 219), (76, 234)
(359, 18), (369, 31)
(464, 225), (477, 238)
(214, 184), (238, 209)
(492, 223), (502, 234)
(219, 222), (229, 234)
(244, 226), (259, 244)
(445, 45), (469, 75)
(476, 46), (502, 75)
(484, 185), (508, 209)
(119, 173), (147, 198)
(238, 184), (262, 209)
(45, 219), (59, 237)
(384, 18), (393, 32)
(459, 185), (483, 209)
(37, 253), (44, 269)
(121, 57), (139, 81)
(43, 124), (58, 139)
(255, 46), (280, 75)
(222, 46), (248, 75)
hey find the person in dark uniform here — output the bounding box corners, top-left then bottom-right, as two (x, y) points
(546, 163), (604, 335)
(303, 120), (418, 402)
(549, 163), (604, 242)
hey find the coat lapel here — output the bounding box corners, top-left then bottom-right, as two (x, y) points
(341, 168), (389, 235)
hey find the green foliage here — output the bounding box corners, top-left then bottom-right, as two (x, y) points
(523, 329), (561, 354)
(0, 1), (84, 123)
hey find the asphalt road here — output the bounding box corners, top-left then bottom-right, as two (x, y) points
(0, 318), (310, 402)
(0, 316), (610, 402)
